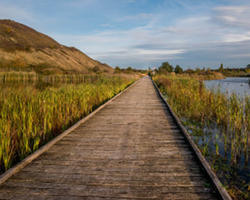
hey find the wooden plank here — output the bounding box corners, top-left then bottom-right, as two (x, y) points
(0, 77), (222, 199)
(0, 185), (216, 197)
(152, 78), (232, 200)
(10, 174), (207, 185)
(0, 78), (140, 185)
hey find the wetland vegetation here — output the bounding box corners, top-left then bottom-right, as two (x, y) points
(153, 73), (250, 200)
(0, 72), (136, 173)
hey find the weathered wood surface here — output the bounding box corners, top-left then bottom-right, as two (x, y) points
(0, 77), (219, 200)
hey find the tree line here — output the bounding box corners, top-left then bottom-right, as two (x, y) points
(114, 62), (250, 77)
(154, 62), (250, 76)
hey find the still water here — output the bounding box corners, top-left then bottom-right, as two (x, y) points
(204, 77), (250, 98)
(186, 77), (250, 197)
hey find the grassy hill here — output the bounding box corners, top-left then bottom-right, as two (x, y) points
(0, 20), (113, 74)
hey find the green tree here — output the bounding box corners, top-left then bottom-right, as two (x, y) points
(159, 62), (173, 73)
(206, 67), (211, 74)
(185, 69), (194, 73)
(148, 67), (152, 77)
(115, 66), (121, 73)
(174, 65), (183, 73)
(127, 66), (132, 71)
(219, 63), (224, 72)
(246, 64), (250, 73)
(125, 66), (133, 73)
(195, 68), (201, 73)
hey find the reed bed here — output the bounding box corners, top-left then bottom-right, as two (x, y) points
(153, 74), (249, 200)
(0, 75), (134, 173)
(0, 71), (103, 83)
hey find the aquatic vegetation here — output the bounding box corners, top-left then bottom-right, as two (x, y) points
(153, 74), (250, 200)
(0, 75), (135, 173)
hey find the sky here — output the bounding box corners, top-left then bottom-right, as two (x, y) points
(0, 0), (250, 69)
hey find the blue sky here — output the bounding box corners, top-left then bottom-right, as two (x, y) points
(1, 0), (250, 69)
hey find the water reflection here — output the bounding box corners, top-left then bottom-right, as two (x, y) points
(204, 77), (250, 98)
(180, 77), (250, 196)
(182, 118), (249, 196)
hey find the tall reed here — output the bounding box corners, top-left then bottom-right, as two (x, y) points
(0, 75), (134, 172)
(154, 74), (249, 134)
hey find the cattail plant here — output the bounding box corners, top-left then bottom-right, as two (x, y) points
(0, 75), (135, 172)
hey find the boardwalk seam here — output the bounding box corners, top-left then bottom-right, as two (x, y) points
(0, 78), (141, 185)
(151, 77), (232, 200)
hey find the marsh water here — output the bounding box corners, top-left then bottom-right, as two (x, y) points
(204, 77), (250, 98)
(184, 121), (249, 197)
(184, 77), (250, 197)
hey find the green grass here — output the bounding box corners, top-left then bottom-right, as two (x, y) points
(0, 75), (135, 173)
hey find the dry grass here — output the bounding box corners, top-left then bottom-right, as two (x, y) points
(0, 20), (113, 74)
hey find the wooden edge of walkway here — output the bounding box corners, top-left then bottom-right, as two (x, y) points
(0, 78), (141, 185)
(151, 77), (232, 200)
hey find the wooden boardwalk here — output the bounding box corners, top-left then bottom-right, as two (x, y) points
(0, 77), (221, 200)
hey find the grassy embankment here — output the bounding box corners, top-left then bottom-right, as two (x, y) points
(0, 73), (136, 173)
(153, 74), (249, 200)
(221, 68), (250, 77)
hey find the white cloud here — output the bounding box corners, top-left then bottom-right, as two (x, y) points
(50, 4), (250, 68)
(51, 23), (186, 67)
(213, 6), (250, 29)
(223, 33), (250, 43)
(136, 49), (185, 55)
